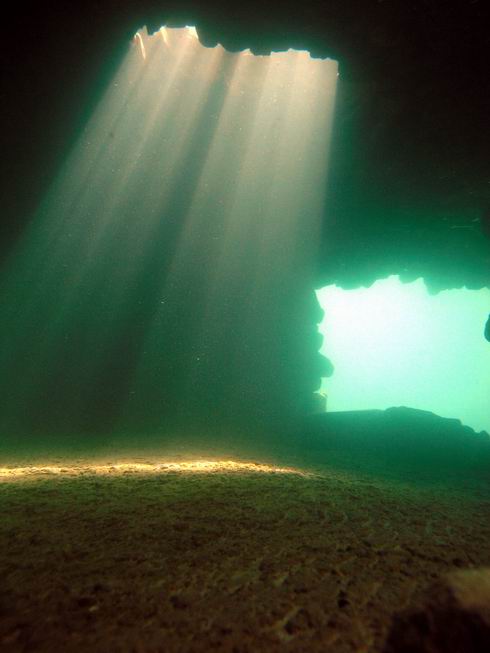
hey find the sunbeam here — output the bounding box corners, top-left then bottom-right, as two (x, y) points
(0, 27), (338, 436)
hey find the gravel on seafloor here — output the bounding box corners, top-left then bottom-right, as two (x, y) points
(1, 459), (490, 652)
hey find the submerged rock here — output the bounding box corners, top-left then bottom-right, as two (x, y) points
(383, 568), (490, 653)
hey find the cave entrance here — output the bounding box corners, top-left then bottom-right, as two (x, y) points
(316, 275), (490, 434)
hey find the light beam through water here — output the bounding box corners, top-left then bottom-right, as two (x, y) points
(0, 27), (338, 436)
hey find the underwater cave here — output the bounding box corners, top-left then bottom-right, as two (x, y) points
(1, 3), (490, 652)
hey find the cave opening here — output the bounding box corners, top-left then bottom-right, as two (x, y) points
(316, 275), (490, 434)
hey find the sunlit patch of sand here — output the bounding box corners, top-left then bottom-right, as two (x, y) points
(0, 459), (307, 480)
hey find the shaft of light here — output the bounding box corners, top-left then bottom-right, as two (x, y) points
(0, 26), (338, 434)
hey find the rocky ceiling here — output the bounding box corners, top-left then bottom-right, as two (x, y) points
(2, 0), (489, 292)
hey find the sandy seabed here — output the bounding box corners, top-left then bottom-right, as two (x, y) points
(1, 453), (490, 653)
